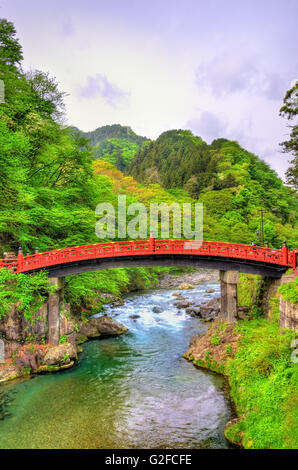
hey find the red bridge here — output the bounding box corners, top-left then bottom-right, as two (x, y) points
(0, 239), (296, 279)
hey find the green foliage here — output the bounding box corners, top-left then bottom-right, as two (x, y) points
(211, 335), (221, 345)
(278, 277), (298, 303)
(280, 81), (298, 190)
(227, 318), (297, 449)
(128, 129), (214, 192)
(61, 353), (70, 363)
(128, 132), (298, 248)
(0, 268), (54, 321)
(59, 335), (68, 345)
(81, 124), (149, 170)
(237, 274), (263, 307)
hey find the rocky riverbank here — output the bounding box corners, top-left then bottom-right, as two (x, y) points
(0, 316), (127, 385)
(157, 269), (219, 289)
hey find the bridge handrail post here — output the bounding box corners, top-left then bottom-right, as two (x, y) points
(17, 247), (23, 272)
(292, 250), (297, 270)
(149, 235), (155, 253)
(282, 241), (288, 265)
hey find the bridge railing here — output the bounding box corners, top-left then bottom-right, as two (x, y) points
(0, 239), (296, 273)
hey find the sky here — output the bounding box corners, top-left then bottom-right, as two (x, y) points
(1, 0), (297, 178)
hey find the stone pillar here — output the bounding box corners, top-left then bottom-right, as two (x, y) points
(48, 277), (65, 346)
(220, 270), (239, 323)
(280, 297), (298, 331)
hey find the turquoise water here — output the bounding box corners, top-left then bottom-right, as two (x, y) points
(0, 282), (232, 449)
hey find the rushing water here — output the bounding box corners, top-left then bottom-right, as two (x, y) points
(0, 281), (233, 449)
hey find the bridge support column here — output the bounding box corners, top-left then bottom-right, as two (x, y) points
(48, 277), (65, 345)
(220, 270), (239, 323)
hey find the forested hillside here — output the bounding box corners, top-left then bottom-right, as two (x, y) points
(81, 124), (148, 170)
(126, 130), (298, 248)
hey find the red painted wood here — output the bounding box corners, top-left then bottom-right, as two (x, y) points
(0, 240), (296, 273)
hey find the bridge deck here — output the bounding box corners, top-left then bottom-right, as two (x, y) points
(0, 240), (296, 278)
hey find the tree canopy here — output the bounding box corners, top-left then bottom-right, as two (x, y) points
(280, 81), (298, 190)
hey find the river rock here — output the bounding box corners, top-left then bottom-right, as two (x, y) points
(205, 288), (215, 293)
(206, 298), (219, 310)
(152, 306), (163, 313)
(0, 364), (25, 384)
(199, 299), (220, 321)
(112, 299), (125, 307)
(78, 321), (101, 338)
(174, 300), (194, 309)
(200, 306), (217, 321)
(178, 283), (195, 290)
(42, 343), (77, 366)
(89, 316), (128, 336)
(14, 349), (43, 370)
(77, 316), (127, 338)
(185, 306), (201, 316)
(129, 314), (140, 319)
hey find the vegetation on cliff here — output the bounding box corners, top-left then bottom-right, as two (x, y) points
(184, 272), (298, 449)
(278, 276), (298, 304)
(185, 316), (297, 449)
(0, 269), (53, 321)
(226, 318), (297, 449)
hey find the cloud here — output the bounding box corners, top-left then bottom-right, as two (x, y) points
(78, 74), (130, 108)
(187, 111), (228, 143)
(195, 55), (286, 101)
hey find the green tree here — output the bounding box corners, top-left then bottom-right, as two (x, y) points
(280, 81), (298, 189)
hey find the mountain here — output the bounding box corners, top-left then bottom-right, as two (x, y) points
(128, 129), (214, 192)
(81, 124), (149, 171)
(127, 129), (298, 247)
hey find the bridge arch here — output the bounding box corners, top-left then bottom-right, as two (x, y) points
(1, 239), (295, 279)
(1, 239), (295, 344)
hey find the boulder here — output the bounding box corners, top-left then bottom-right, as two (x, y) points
(205, 288), (215, 293)
(200, 305), (218, 322)
(178, 283), (195, 290)
(0, 364), (24, 384)
(185, 306), (201, 316)
(112, 299), (124, 307)
(152, 306), (163, 313)
(206, 298), (219, 309)
(78, 321), (100, 338)
(129, 314), (140, 319)
(14, 349), (43, 370)
(89, 316), (128, 336)
(174, 300), (194, 309)
(42, 343), (77, 366)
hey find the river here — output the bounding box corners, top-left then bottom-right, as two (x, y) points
(0, 281), (233, 449)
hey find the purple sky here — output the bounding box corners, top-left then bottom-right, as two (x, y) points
(1, 0), (297, 178)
